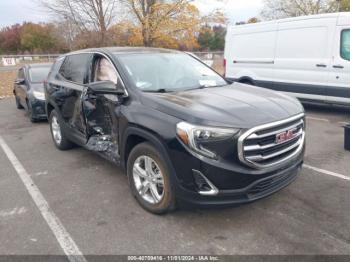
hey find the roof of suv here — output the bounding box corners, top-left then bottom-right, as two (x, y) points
(69, 47), (181, 56)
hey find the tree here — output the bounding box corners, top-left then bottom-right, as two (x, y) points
(197, 25), (226, 51)
(211, 25), (226, 50)
(109, 3), (200, 50)
(339, 0), (350, 11)
(247, 17), (260, 23)
(124, 0), (201, 47)
(20, 23), (57, 53)
(197, 26), (213, 50)
(201, 8), (228, 25)
(50, 19), (79, 51)
(41, 0), (119, 45)
(261, 0), (338, 20)
(0, 24), (22, 54)
(236, 17), (260, 25)
(153, 2), (200, 50)
(109, 21), (143, 46)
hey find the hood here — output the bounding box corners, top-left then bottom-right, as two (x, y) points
(142, 83), (304, 128)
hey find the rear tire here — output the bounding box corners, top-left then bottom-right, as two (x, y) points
(127, 142), (176, 214)
(49, 110), (74, 150)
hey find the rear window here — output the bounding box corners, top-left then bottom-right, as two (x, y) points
(29, 67), (50, 83)
(59, 54), (91, 84)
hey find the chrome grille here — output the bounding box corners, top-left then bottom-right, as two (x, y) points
(238, 114), (305, 169)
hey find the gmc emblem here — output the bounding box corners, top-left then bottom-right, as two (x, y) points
(275, 128), (297, 144)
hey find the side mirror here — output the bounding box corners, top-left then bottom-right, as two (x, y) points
(15, 79), (25, 85)
(87, 81), (125, 96)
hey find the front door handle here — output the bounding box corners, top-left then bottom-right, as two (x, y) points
(316, 64), (327, 68)
(333, 65), (344, 69)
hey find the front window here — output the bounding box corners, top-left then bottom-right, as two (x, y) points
(29, 67), (50, 83)
(94, 58), (119, 84)
(341, 30), (350, 61)
(117, 53), (227, 92)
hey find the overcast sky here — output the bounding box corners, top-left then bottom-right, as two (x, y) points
(0, 0), (264, 28)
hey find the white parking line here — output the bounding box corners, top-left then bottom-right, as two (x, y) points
(306, 116), (349, 126)
(306, 116), (330, 122)
(0, 136), (86, 262)
(304, 164), (350, 181)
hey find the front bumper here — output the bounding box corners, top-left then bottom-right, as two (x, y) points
(167, 138), (304, 208)
(175, 160), (302, 208)
(30, 99), (47, 120)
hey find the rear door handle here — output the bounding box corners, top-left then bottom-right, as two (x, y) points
(333, 65), (344, 69)
(316, 64), (327, 68)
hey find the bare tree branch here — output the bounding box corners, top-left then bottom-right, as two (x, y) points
(40, 0), (119, 45)
(261, 0), (339, 20)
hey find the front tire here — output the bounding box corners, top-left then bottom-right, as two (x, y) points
(49, 110), (74, 150)
(127, 142), (175, 214)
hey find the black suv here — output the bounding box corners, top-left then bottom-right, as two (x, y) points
(45, 47), (305, 214)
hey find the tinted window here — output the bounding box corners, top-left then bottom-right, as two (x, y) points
(341, 30), (350, 61)
(29, 67), (50, 83)
(59, 54), (91, 84)
(117, 53), (226, 92)
(49, 57), (65, 79)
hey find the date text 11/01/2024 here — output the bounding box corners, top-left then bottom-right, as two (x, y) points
(127, 256), (220, 261)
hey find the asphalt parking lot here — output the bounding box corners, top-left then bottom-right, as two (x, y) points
(0, 97), (350, 257)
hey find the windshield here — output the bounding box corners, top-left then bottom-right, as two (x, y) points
(29, 67), (51, 83)
(117, 53), (227, 92)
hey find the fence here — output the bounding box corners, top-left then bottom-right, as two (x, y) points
(192, 51), (224, 74)
(0, 54), (61, 69)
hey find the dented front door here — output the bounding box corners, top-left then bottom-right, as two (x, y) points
(82, 89), (121, 164)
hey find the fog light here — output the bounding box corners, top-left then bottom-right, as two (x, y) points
(192, 170), (218, 196)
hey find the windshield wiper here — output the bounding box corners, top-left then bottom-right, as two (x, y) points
(186, 84), (227, 91)
(144, 88), (171, 93)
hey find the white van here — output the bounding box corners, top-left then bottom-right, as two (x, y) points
(224, 13), (350, 105)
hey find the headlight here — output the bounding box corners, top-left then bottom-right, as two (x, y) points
(176, 122), (239, 159)
(33, 91), (45, 100)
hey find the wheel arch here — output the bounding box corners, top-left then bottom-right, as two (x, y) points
(237, 76), (256, 85)
(121, 126), (177, 181)
(46, 102), (55, 119)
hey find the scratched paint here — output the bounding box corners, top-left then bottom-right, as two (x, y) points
(85, 135), (120, 164)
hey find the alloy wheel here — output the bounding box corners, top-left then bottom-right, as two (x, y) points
(51, 115), (62, 145)
(132, 155), (165, 204)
